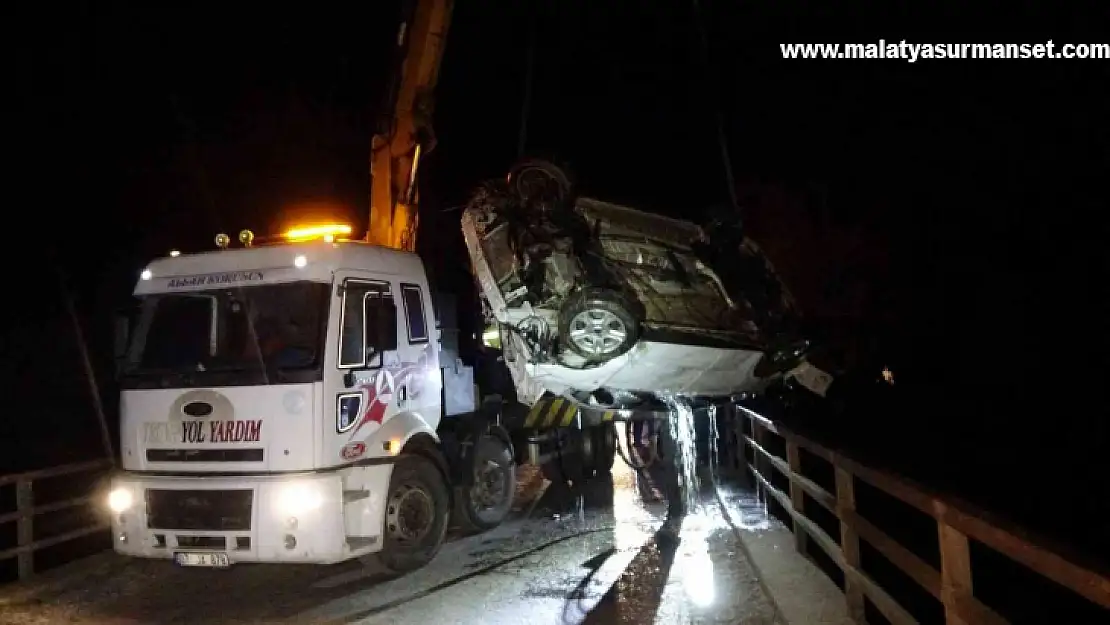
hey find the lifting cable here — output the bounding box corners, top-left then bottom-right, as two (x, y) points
(690, 0), (741, 214)
(532, 2), (740, 481)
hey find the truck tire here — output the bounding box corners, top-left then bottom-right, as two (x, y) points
(541, 454), (586, 484)
(657, 422), (691, 518)
(558, 287), (640, 362)
(540, 427), (615, 482)
(453, 434), (516, 532)
(540, 429), (587, 483)
(377, 454), (451, 575)
(590, 425), (618, 475)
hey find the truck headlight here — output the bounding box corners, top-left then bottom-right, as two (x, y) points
(277, 484), (322, 514)
(108, 488), (134, 513)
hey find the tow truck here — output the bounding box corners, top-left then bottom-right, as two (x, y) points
(107, 0), (488, 573)
(109, 224), (521, 572)
(106, 0), (831, 573)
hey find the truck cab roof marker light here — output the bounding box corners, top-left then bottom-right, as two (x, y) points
(204, 224), (352, 250)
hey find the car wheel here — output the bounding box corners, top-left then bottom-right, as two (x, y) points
(558, 287), (640, 362)
(376, 454), (451, 575)
(507, 158), (574, 208)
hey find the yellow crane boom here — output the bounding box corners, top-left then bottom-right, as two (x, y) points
(366, 0), (454, 251)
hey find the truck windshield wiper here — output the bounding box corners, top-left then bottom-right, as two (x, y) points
(151, 371), (193, 387)
(200, 363), (252, 373)
(121, 367), (194, 385)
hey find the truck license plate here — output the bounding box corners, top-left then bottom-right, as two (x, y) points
(790, 362), (834, 397)
(174, 552), (230, 568)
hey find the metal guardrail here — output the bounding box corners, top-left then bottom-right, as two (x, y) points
(0, 459), (113, 581)
(736, 406), (1110, 624)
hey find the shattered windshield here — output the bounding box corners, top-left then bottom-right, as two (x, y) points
(123, 282), (329, 384)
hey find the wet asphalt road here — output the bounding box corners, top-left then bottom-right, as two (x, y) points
(0, 461), (783, 625)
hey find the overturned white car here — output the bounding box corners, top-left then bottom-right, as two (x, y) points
(461, 159), (820, 409)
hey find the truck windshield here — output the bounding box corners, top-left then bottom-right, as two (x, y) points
(122, 282), (329, 385)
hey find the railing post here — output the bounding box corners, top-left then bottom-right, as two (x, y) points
(730, 404), (746, 476)
(751, 418), (765, 481)
(835, 465), (866, 623)
(939, 517), (973, 625)
(785, 439), (809, 555)
(16, 478), (34, 580)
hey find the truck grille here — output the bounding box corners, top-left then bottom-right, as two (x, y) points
(145, 489), (253, 531)
(146, 449), (264, 462)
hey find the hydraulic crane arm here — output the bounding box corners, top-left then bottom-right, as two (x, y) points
(366, 0), (454, 252)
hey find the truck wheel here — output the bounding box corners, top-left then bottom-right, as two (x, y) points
(558, 288), (640, 363)
(454, 434), (516, 532)
(377, 454), (450, 575)
(541, 454), (585, 484)
(540, 429), (587, 483)
(590, 425), (618, 475)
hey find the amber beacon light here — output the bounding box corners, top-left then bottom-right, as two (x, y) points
(283, 224), (353, 242)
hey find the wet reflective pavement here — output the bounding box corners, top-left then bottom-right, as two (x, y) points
(0, 459), (842, 624)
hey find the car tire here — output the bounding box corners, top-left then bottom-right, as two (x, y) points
(507, 158), (574, 208)
(558, 287), (640, 362)
(376, 454), (451, 575)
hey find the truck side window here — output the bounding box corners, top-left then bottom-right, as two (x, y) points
(400, 283), (428, 343)
(338, 280), (391, 368)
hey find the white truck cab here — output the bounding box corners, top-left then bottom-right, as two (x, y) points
(108, 228), (515, 572)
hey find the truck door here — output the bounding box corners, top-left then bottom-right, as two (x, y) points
(327, 274), (400, 464)
(390, 279), (440, 424)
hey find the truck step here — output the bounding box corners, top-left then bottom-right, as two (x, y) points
(343, 489), (370, 503)
(346, 536), (378, 550)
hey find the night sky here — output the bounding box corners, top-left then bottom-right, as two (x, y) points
(8, 2), (1108, 555)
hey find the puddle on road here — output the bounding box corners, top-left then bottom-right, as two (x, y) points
(466, 537), (516, 563)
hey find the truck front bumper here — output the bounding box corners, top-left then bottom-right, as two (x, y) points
(107, 470), (375, 565)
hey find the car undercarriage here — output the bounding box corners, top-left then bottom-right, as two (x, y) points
(461, 159), (811, 406)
